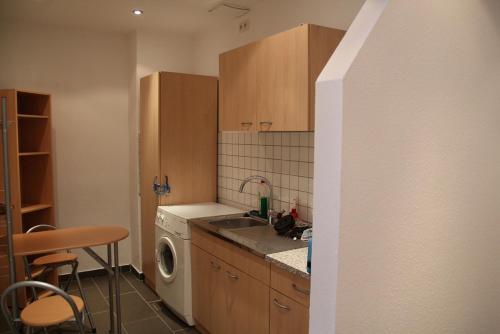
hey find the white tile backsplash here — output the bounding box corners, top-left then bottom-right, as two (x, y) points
(218, 131), (314, 223)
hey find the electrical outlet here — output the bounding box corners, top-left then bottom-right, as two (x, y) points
(239, 19), (249, 33)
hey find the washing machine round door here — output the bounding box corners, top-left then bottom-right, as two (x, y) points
(156, 236), (178, 283)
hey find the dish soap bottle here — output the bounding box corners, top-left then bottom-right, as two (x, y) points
(258, 180), (269, 219)
(290, 197), (299, 220)
(307, 238), (312, 274)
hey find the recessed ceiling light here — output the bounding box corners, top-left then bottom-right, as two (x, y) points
(132, 9), (143, 16)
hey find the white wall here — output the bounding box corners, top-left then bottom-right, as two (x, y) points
(327, 0), (500, 333)
(128, 30), (196, 270)
(0, 21), (131, 270)
(0, 20), (199, 272)
(311, 1), (386, 332)
(193, 0), (365, 76)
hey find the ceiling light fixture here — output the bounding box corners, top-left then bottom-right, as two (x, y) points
(132, 9), (143, 16)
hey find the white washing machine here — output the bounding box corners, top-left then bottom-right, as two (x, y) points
(154, 202), (244, 326)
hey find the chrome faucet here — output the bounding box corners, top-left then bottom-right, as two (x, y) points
(239, 175), (273, 212)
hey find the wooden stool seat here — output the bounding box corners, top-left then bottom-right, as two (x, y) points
(33, 253), (78, 266)
(21, 295), (84, 327)
(37, 290), (55, 299)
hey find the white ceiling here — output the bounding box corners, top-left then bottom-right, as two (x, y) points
(0, 0), (261, 35)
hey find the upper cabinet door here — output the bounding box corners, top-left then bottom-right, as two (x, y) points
(219, 43), (257, 132)
(159, 72), (218, 206)
(218, 24), (345, 132)
(256, 25), (309, 132)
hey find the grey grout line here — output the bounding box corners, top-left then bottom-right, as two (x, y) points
(91, 276), (110, 307)
(120, 314), (160, 326)
(91, 276), (130, 334)
(104, 290), (137, 299)
(121, 272), (182, 332)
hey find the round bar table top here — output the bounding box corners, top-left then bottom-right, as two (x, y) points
(13, 225), (129, 256)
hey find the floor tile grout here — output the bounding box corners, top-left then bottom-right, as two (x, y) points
(121, 314), (160, 326)
(104, 290), (137, 299)
(120, 271), (177, 332)
(91, 276), (130, 334)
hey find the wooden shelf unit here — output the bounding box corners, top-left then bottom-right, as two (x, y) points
(18, 114), (49, 120)
(20, 204), (52, 215)
(0, 89), (56, 300)
(19, 152), (50, 157)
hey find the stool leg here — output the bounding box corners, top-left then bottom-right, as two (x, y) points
(64, 264), (76, 292)
(23, 257), (37, 301)
(74, 262), (96, 332)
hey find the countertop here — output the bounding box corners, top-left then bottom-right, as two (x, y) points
(266, 247), (310, 278)
(190, 215), (310, 278)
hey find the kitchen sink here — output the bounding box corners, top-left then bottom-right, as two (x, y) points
(209, 217), (268, 229)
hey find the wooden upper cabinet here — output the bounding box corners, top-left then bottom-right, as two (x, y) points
(256, 25), (309, 132)
(159, 72), (218, 206)
(219, 42), (257, 131)
(219, 24), (345, 132)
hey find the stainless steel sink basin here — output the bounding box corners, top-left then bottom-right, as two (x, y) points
(209, 217), (267, 229)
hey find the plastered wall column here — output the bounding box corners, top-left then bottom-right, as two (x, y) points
(332, 0), (500, 333)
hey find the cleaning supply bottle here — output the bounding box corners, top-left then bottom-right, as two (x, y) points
(258, 180), (269, 219)
(307, 238), (312, 274)
(290, 197), (299, 220)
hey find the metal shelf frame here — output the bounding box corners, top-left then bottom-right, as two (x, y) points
(1, 96), (18, 318)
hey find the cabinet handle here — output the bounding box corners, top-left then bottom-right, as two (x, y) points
(210, 261), (221, 271)
(273, 298), (291, 311)
(259, 121), (273, 126)
(292, 283), (310, 295)
(225, 271), (239, 280)
(241, 122), (253, 126)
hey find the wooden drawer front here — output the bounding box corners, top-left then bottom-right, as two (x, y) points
(270, 289), (309, 334)
(214, 236), (270, 285)
(191, 227), (270, 285)
(191, 227), (217, 254)
(271, 265), (310, 307)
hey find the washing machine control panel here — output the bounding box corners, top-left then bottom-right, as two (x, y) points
(155, 213), (168, 229)
(155, 208), (190, 239)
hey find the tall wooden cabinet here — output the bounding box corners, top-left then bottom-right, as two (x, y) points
(0, 89), (56, 297)
(139, 72), (218, 289)
(219, 23), (345, 132)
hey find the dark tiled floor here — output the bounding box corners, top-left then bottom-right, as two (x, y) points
(0, 270), (200, 334)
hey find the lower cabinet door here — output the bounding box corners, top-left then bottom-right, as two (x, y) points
(225, 263), (270, 334)
(210, 257), (227, 334)
(191, 245), (212, 331)
(270, 289), (309, 334)
(192, 245), (227, 334)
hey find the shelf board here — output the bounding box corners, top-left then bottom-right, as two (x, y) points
(18, 152), (50, 157)
(18, 114), (49, 119)
(21, 204), (52, 215)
